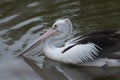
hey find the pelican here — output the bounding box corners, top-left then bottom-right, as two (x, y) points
(18, 19), (120, 67)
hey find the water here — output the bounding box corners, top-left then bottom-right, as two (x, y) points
(0, 0), (120, 80)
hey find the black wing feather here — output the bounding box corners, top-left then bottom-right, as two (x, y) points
(72, 30), (120, 59)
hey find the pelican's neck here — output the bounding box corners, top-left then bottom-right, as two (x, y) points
(43, 31), (71, 61)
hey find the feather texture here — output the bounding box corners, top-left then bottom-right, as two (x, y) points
(61, 43), (100, 64)
(61, 30), (120, 64)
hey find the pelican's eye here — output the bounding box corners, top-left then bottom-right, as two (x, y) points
(53, 24), (58, 29)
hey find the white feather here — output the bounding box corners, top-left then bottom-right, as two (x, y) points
(61, 43), (100, 64)
(65, 36), (82, 46)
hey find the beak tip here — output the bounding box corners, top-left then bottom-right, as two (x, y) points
(16, 53), (24, 57)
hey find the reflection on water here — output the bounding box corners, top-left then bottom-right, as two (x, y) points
(24, 58), (120, 80)
(0, 55), (42, 80)
(0, 0), (120, 80)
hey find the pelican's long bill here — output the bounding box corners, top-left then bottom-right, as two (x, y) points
(17, 28), (58, 57)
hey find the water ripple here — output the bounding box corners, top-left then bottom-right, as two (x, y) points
(11, 17), (42, 29)
(0, 14), (19, 24)
(0, 0), (120, 80)
(27, 2), (40, 7)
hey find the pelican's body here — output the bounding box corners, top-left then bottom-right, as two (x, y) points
(18, 19), (120, 67)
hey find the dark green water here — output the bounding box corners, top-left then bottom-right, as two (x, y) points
(0, 0), (120, 80)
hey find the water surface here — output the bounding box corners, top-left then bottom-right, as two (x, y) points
(0, 0), (120, 80)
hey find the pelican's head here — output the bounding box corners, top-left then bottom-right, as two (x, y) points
(38, 18), (73, 41)
(18, 19), (73, 56)
(52, 19), (73, 36)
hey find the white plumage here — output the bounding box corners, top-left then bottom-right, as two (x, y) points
(18, 19), (120, 67)
(61, 43), (99, 64)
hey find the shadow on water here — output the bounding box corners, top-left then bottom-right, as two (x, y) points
(0, 0), (120, 80)
(24, 57), (120, 80)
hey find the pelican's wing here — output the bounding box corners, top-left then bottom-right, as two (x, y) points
(62, 30), (120, 64)
(62, 43), (101, 64)
(65, 36), (83, 46)
(66, 30), (119, 46)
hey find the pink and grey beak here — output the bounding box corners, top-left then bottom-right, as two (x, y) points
(17, 28), (58, 57)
